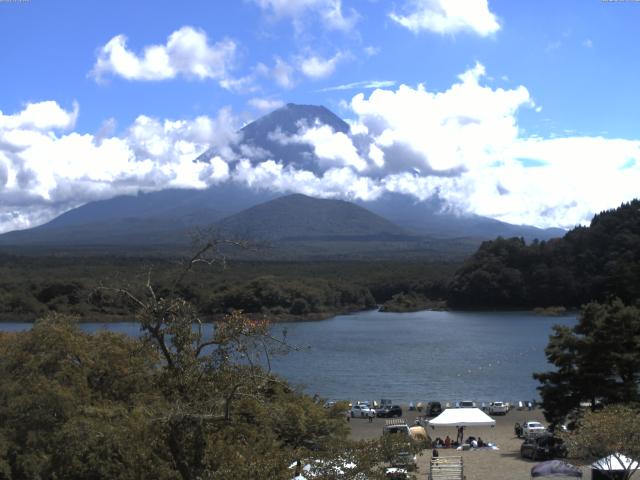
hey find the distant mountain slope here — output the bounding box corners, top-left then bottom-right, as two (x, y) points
(448, 199), (640, 309)
(43, 183), (277, 229)
(217, 194), (407, 241)
(0, 183), (278, 247)
(0, 103), (565, 252)
(357, 192), (564, 241)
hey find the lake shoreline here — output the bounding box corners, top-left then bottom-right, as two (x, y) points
(0, 304), (579, 324)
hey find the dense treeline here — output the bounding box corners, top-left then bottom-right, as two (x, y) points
(449, 200), (640, 309)
(0, 256), (455, 321)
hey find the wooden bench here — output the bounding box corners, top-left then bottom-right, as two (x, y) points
(429, 455), (464, 480)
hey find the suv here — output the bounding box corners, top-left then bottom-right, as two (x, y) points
(520, 434), (567, 460)
(426, 402), (443, 417)
(458, 400), (475, 408)
(383, 418), (411, 436)
(378, 405), (403, 418)
(489, 401), (508, 415)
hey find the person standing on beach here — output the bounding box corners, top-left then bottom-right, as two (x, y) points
(368, 409), (374, 423)
(457, 426), (464, 443)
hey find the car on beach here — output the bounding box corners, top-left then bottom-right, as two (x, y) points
(458, 400), (475, 408)
(426, 401), (443, 417)
(350, 403), (376, 418)
(522, 421), (546, 437)
(377, 405), (403, 418)
(383, 418), (411, 436)
(489, 401), (509, 415)
(520, 433), (567, 460)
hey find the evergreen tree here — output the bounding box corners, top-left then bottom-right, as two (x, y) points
(534, 299), (640, 425)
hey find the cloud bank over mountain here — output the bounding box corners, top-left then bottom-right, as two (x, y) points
(1, 63), (640, 233)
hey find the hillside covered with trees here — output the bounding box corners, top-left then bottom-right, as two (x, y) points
(448, 200), (640, 309)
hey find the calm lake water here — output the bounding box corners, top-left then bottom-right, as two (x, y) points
(1, 309), (576, 404)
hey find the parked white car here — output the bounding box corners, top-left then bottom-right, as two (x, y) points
(350, 403), (376, 418)
(522, 421), (546, 437)
(458, 400), (475, 408)
(489, 401), (509, 415)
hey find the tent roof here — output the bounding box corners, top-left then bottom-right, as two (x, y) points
(531, 460), (583, 478)
(428, 408), (496, 427)
(591, 454), (639, 471)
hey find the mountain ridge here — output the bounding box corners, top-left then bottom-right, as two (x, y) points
(0, 103), (565, 254)
(217, 193), (407, 241)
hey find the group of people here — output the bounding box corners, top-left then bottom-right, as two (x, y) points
(432, 428), (487, 450)
(433, 426), (465, 448)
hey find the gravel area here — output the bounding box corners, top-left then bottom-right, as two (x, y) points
(347, 407), (590, 480)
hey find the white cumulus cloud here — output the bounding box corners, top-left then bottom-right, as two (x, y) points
(233, 159), (380, 201)
(342, 63), (640, 228)
(273, 122), (369, 172)
(252, 0), (358, 31)
(91, 26), (237, 83)
(248, 98), (285, 112)
(0, 101), (237, 233)
(390, 0), (500, 36)
(0, 100), (79, 131)
(299, 51), (346, 79)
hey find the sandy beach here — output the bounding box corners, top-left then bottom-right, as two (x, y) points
(348, 406), (589, 480)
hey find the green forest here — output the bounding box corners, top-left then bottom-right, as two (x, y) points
(3, 200), (640, 320)
(0, 255), (454, 322)
(448, 200), (640, 309)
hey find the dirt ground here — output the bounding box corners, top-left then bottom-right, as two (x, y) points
(347, 406), (589, 480)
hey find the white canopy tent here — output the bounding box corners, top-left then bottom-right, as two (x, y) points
(428, 408), (496, 428)
(591, 454), (639, 471)
(428, 408), (496, 447)
(591, 454), (638, 480)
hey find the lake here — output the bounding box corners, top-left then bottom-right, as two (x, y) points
(0, 309), (576, 404)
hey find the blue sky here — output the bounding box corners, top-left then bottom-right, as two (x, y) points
(1, 0), (640, 232)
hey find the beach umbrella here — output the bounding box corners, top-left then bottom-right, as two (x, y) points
(531, 460), (583, 478)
